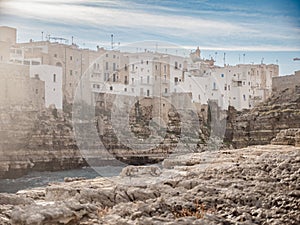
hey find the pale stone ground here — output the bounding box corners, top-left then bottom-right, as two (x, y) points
(0, 145), (299, 225)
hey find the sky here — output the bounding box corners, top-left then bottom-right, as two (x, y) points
(0, 0), (300, 75)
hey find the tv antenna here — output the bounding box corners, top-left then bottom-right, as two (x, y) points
(111, 34), (114, 50)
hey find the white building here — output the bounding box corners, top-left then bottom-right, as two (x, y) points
(30, 65), (63, 109)
(87, 47), (278, 111)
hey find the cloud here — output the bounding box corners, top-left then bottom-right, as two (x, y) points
(1, 0), (300, 51)
(1, 0), (248, 35)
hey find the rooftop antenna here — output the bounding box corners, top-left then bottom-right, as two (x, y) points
(243, 53), (245, 64)
(215, 52), (217, 62)
(223, 52), (226, 66)
(276, 59), (279, 64)
(41, 31), (44, 41)
(261, 57), (264, 64)
(239, 54), (241, 63)
(111, 34), (114, 50)
(71, 36), (74, 45)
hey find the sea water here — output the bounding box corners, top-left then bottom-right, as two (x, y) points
(0, 166), (123, 193)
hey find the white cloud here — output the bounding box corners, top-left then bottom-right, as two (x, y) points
(1, 0), (253, 36)
(1, 0), (300, 51)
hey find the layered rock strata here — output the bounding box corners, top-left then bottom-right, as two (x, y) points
(231, 87), (300, 148)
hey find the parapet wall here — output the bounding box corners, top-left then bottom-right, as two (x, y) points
(272, 71), (300, 93)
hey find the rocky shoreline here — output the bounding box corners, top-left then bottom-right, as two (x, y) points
(0, 144), (299, 225)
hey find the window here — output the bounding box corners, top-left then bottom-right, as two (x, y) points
(146, 61), (149, 65)
(165, 88), (168, 93)
(147, 76), (150, 84)
(70, 56), (72, 60)
(175, 61), (178, 69)
(224, 84), (227, 91)
(132, 88), (134, 93)
(155, 65), (158, 70)
(70, 70), (73, 76)
(243, 94), (246, 101)
(106, 62), (109, 70)
(113, 63), (116, 71)
(54, 54), (57, 58)
(110, 86), (113, 91)
(132, 64), (134, 71)
(141, 60), (143, 64)
(213, 82), (217, 90)
(221, 74), (224, 78)
(113, 55), (116, 58)
(97, 85), (100, 89)
(174, 77), (178, 84)
(106, 53), (108, 57)
(125, 76), (128, 85)
(53, 74), (56, 82)
(164, 65), (167, 73)
(35, 89), (38, 94)
(147, 90), (150, 96)
(132, 78), (134, 83)
(124, 88), (127, 92)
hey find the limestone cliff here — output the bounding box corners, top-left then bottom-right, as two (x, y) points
(231, 87), (300, 148)
(0, 106), (85, 179)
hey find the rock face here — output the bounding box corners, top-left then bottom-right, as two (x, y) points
(271, 128), (300, 146)
(0, 145), (299, 225)
(231, 87), (300, 148)
(0, 106), (85, 179)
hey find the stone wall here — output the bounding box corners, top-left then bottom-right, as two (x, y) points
(272, 70), (300, 93)
(0, 63), (45, 109)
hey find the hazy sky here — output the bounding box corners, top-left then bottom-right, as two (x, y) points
(0, 0), (300, 75)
